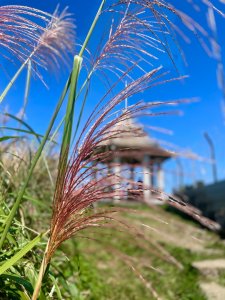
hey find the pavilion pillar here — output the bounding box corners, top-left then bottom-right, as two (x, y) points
(127, 165), (135, 201)
(143, 154), (151, 203)
(113, 156), (121, 201)
(108, 163), (112, 176)
(92, 162), (97, 182)
(150, 163), (155, 188)
(157, 163), (164, 191)
(130, 166), (135, 182)
(91, 162), (98, 209)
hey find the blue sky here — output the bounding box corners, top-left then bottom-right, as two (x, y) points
(0, 0), (225, 191)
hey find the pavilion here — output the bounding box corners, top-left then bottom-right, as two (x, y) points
(93, 118), (174, 203)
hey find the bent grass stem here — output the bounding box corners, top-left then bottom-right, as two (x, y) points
(32, 1), (106, 298)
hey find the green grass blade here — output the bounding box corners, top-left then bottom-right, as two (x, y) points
(0, 136), (20, 142)
(4, 113), (45, 143)
(74, 78), (91, 140)
(3, 113), (57, 186)
(22, 194), (49, 209)
(0, 74), (72, 250)
(58, 0), (105, 171)
(46, 17), (103, 150)
(0, 233), (43, 275)
(9, 193), (49, 209)
(49, 275), (63, 300)
(2, 116), (56, 187)
(79, 0), (106, 57)
(0, 126), (45, 140)
(32, 4), (106, 297)
(0, 273), (34, 294)
(49, 115), (65, 144)
(18, 292), (31, 300)
(59, 55), (82, 171)
(49, 69), (93, 147)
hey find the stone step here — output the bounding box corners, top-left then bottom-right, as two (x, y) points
(200, 282), (225, 300)
(193, 259), (225, 276)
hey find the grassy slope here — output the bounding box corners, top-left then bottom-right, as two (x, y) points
(58, 205), (224, 300)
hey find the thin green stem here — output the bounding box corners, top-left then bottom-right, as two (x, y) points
(21, 59), (32, 121)
(0, 75), (72, 250)
(58, 0), (106, 172)
(59, 55), (82, 169)
(0, 59), (28, 104)
(79, 0), (106, 57)
(73, 77), (91, 141)
(0, 49), (35, 104)
(31, 2), (106, 297)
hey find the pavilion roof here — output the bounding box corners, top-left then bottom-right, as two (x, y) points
(96, 118), (174, 162)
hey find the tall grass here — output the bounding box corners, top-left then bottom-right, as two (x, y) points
(0, 1), (224, 299)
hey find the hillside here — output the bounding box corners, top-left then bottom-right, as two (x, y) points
(57, 204), (225, 299)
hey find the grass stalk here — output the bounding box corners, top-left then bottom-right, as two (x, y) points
(79, 0), (106, 57)
(32, 2), (106, 297)
(58, 55), (82, 175)
(0, 0), (106, 250)
(21, 59), (32, 121)
(0, 75), (72, 250)
(73, 77), (90, 140)
(59, 0), (106, 168)
(0, 54), (33, 104)
(32, 239), (50, 300)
